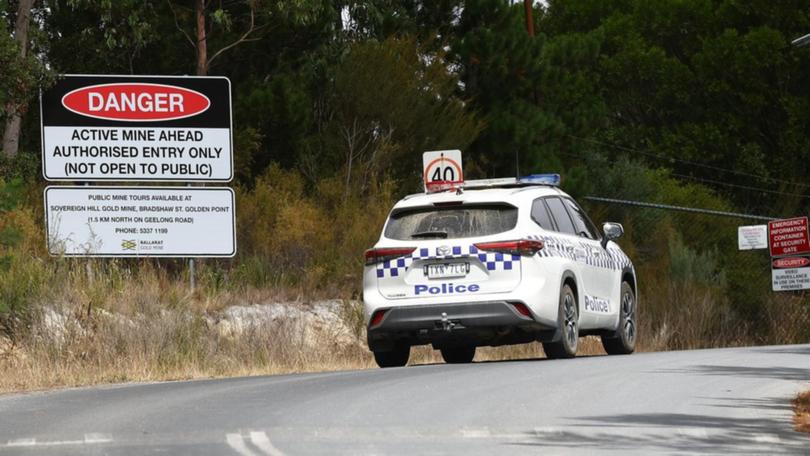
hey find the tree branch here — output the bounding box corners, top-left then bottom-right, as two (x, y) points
(206, 5), (262, 68)
(167, 0), (195, 49)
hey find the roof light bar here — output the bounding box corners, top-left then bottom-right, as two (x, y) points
(518, 174), (561, 186)
(460, 174), (561, 190)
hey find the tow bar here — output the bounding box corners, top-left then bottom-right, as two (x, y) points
(440, 312), (456, 332)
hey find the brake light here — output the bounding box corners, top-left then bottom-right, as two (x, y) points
(370, 309), (388, 327)
(474, 239), (544, 256)
(364, 247), (416, 266)
(433, 201), (464, 207)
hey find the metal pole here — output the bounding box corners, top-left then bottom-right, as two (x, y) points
(187, 183), (196, 293)
(189, 257), (196, 292)
(84, 182), (93, 283)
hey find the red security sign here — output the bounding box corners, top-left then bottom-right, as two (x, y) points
(773, 256), (810, 269)
(768, 216), (810, 257)
(62, 83), (211, 122)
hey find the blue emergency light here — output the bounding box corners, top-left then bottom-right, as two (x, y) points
(518, 174), (561, 186)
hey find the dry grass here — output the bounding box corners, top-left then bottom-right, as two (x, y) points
(794, 389), (810, 433)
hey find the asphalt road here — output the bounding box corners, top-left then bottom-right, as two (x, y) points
(0, 345), (808, 455)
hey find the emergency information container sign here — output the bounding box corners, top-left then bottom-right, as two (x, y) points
(771, 256), (810, 291)
(45, 186), (235, 257)
(768, 216), (810, 257)
(40, 75), (232, 182)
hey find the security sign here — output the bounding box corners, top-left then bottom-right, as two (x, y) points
(423, 150), (463, 193)
(768, 216), (810, 257)
(772, 255), (810, 291)
(40, 75), (233, 182)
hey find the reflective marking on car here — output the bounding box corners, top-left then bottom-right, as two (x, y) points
(527, 234), (634, 271)
(376, 244), (521, 278)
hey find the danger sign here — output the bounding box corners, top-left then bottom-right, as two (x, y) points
(423, 150), (463, 193)
(768, 216), (810, 257)
(40, 75), (232, 182)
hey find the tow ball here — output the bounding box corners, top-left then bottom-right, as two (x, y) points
(440, 312), (456, 332)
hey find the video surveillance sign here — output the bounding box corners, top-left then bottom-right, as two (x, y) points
(40, 75), (233, 182)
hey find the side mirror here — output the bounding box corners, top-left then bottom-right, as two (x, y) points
(601, 222), (624, 249)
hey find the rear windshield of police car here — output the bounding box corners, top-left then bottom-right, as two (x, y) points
(384, 204), (518, 240)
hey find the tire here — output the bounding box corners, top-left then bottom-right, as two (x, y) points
(543, 283), (579, 359)
(373, 346), (410, 368)
(440, 346), (476, 364)
(601, 281), (637, 355)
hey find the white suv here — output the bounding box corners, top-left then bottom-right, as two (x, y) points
(363, 175), (637, 367)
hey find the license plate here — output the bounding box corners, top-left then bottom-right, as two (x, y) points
(425, 262), (469, 279)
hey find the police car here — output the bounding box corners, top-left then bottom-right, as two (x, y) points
(363, 174), (637, 367)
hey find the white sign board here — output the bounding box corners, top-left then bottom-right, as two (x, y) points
(45, 186), (235, 257)
(423, 149), (463, 193)
(771, 256), (810, 291)
(40, 75), (233, 182)
(738, 224), (768, 250)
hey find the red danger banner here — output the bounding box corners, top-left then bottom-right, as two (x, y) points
(768, 216), (810, 257)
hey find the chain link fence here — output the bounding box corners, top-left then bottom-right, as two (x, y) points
(582, 196), (810, 351)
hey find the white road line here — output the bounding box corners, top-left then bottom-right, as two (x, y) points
(751, 433), (781, 444)
(250, 431), (286, 456)
(677, 427), (708, 439)
(7, 438), (36, 447)
(226, 433), (259, 456)
(84, 433), (113, 444)
(3, 433), (112, 448)
(460, 429), (491, 438)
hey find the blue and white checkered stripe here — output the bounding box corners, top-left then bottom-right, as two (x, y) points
(376, 245), (521, 278)
(529, 234), (631, 271)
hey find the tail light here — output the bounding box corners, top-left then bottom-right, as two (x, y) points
(369, 309), (389, 327)
(364, 247), (416, 266)
(474, 239), (544, 256)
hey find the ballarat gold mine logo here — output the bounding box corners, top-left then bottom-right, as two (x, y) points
(61, 83), (211, 122)
(121, 240), (137, 250)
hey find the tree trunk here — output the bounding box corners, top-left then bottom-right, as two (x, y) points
(195, 0), (207, 76)
(2, 0), (35, 160)
(523, 0), (534, 37)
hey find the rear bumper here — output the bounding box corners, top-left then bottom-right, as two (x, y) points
(367, 301), (554, 350)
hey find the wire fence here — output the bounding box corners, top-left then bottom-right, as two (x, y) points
(582, 196), (810, 350)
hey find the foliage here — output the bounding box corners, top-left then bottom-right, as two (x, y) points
(0, 0), (809, 351)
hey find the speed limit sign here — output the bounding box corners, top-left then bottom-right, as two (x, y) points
(423, 150), (463, 193)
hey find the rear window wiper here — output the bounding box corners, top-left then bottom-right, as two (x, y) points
(411, 230), (449, 239)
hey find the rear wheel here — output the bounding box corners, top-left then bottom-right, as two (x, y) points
(601, 282), (636, 355)
(373, 346), (410, 368)
(543, 283), (579, 359)
(440, 346), (476, 364)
